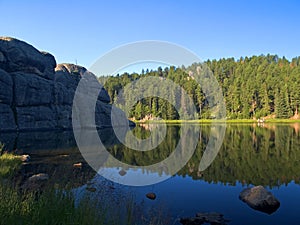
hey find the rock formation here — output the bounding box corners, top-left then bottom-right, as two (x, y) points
(0, 37), (132, 131)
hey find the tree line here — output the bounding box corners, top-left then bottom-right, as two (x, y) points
(100, 54), (300, 119)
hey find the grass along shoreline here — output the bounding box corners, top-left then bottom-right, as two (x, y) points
(0, 151), (22, 178)
(0, 144), (169, 225)
(0, 145), (114, 225)
(133, 119), (300, 124)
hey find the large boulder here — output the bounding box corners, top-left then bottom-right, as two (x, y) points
(0, 37), (133, 131)
(239, 185), (280, 214)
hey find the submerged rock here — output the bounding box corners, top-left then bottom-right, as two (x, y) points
(119, 169), (127, 176)
(180, 212), (230, 225)
(239, 185), (280, 214)
(146, 192), (156, 200)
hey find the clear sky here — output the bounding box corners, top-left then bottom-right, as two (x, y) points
(1, 0), (300, 71)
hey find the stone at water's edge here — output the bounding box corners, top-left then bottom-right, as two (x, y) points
(20, 154), (30, 162)
(28, 173), (49, 182)
(0, 37), (134, 131)
(21, 173), (49, 191)
(73, 162), (83, 168)
(239, 185), (280, 214)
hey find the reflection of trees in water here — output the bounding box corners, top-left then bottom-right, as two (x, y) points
(179, 123), (300, 187)
(107, 125), (180, 168)
(107, 124), (300, 187)
(290, 122), (300, 135)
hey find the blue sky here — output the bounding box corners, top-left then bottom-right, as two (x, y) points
(1, 0), (300, 72)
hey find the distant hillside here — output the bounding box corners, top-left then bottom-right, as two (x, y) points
(101, 55), (300, 120)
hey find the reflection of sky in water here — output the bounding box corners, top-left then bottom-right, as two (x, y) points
(97, 167), (170, 186)
(2, 124), (300, 224)
(74, 172), (300, 225)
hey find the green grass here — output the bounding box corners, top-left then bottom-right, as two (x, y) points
(0, 143), (169, 225)
(0, 184), (170, 225)
(264, 119), (300, 123)
(0, 144), (113, 225)
(0, 143), (105, 225)
(0, 186), (108, 225)
(0, 152), (22, 178)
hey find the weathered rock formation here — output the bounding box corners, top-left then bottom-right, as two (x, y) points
(0, 37), (132, 131)
(239, 185), (280, 214)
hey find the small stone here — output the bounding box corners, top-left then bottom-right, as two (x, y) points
(20, 154), (30, 162)
(21, 173), (49, 191)
(28, 173), (49, 182)
(146, 192), (156, 200)
(73, 162), (82, 168)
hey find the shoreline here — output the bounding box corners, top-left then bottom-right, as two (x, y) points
(133, 119), (300, 124)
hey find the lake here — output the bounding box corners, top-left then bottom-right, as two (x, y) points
(1, 123), (300, 224)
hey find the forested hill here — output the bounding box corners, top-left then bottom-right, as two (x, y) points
(100, 55), (300, 120)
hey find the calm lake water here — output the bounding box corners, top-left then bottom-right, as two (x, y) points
(1, 123), (300, 224)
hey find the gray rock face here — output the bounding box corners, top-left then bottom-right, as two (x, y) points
(0, 37), (56, 80)
(239, 185), (280, 214)
(55, 63), (111, 103)
(16, 106), (57, 130)
(0, 103), (16, 131)
(12, 72), (54, 106)
(0, 37), (132, 131)
(0, 69), (13, 105)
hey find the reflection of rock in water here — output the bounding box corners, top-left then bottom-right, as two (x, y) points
(0, 131), (76, 152)
(0, 127), (126, 153)
(0, 127), (129, 190)
(290, 122), (300, 135)
(138, 123), (160, 131)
